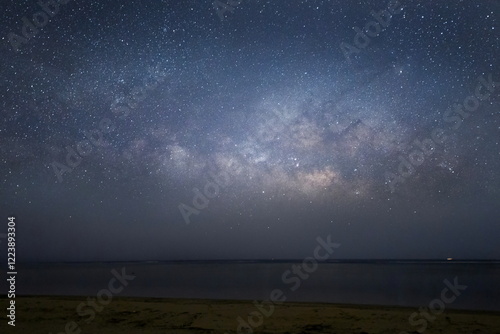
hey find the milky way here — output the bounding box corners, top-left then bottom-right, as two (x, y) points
(0, 0), (499, 261)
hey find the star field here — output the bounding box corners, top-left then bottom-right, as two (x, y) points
(0, 0), (499, 261)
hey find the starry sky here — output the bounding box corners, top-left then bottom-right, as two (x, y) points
(0, 0), (499, 262)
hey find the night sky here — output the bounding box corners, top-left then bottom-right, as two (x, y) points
(1, 0), (499, 262)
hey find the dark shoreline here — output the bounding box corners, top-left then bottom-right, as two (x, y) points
(1, 295), (499, 334)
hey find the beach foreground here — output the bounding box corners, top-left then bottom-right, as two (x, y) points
(1, 296), (499, 334)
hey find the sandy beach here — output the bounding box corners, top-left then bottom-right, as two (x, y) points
(1, 296), (499, 334)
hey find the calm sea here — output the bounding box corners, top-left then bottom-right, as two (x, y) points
(2, 261), (499, 311)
